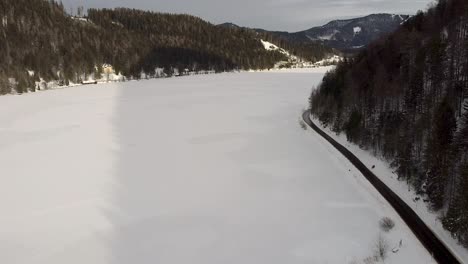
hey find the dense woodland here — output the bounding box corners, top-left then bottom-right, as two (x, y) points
(0, 0), (334, 94)
(310, 0), (468, 246)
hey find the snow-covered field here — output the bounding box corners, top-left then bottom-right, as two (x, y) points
(1, 69), (433, 264)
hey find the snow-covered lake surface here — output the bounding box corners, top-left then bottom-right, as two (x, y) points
(0, 70), (433, 263)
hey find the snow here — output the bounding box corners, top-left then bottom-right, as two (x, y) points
(313, 55), (342, 66)
(111, 21), (124, 27)
(317, 30), (340, 41)
(71, 16), (90, 23)
(260, 40), (302, 68)
(400, 15), (413, 25)
(260, 40), (280, 51)
(353, 27), (362, 35)
(260, 39), (298, 61)
(0, 69), (433, 264)
(390, 14), (405, 20)
(318, 33), (334, 40)
(310, 115), (468, 263)
(305, 35), (317, 41)
(260, 40), (341, 69)
(250, 67), (334, 73)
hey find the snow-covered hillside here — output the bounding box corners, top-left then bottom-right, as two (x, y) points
(261, 39), (301, 68)
(260, 40), (341, 68)
(311, 115), (468, 262)
(1, 70), (432, 263)
(255, 14), (411, 51)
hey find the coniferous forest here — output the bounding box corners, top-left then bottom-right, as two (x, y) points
(310, 0), (468, 246)
(0, 0), (334, 94)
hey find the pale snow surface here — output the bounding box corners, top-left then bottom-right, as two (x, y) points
(0, 69), (433, 264)
(260, 40), (282, 52)
(353, 26), (362, 34)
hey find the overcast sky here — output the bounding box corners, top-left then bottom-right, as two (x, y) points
(61, 0), (435, 32)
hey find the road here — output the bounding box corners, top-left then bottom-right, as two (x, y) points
(302, 110), (461, 264)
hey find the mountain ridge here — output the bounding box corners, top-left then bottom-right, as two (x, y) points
(220, 13), (412, 51)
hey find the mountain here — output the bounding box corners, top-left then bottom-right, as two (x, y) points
(309, 0), (468, 246)
(1, 0), (337, 94)
(218, 22), (241, 29)
(293, 14), (411, 50)
(222, 14), (411, 51)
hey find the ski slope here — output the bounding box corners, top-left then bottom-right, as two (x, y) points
(0, 70), (433, 264)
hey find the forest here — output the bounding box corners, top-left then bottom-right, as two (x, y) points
(0, 0), (334, 94)
(310, 0), (468, 246)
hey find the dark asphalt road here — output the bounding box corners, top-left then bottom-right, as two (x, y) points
(303, 110), (461, 264)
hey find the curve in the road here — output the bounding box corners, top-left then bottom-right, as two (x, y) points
(303, 110), (461, 264)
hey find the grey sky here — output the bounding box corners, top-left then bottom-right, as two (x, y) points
(62, 0), (435, 32)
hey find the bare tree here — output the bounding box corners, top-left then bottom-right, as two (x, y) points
(379, 217), (395, 232)
(374, 234), (389, 262)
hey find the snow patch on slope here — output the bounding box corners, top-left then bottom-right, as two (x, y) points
(71, 16), (90, 23)
(260, 39), (300, 68)
(353, 27), (362, 35)
(313, 55), (342, 67)
(318, 30), (340, 40)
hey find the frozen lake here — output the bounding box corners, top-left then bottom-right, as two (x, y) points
(0, 70), (432, 263)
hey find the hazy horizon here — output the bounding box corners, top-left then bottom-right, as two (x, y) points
(61, 0), (435, 32)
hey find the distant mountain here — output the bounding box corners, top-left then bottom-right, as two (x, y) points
(294, 14), (411, 50)
(222, 14), (411, 51)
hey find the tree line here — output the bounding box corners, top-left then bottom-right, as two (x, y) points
(0, 0), (334, 94)
(310, 0), (468, 246)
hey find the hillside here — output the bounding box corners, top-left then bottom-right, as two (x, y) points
(223, 14), (410, 52)
(0, 0), (335, 94)
(289, 14), (411, 51)
(309, 0), (468, 247)
(0, 69), (433, 264)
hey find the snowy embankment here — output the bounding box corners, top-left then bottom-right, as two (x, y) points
(1, 69), (432, 263)
(310, 115), (468, 262)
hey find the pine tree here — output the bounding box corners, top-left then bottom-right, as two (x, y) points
(424, 98), (456, 209)
(444, 163), (468, 246)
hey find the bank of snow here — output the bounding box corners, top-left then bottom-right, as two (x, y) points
(310, 114), (468, 262)
(1, 70), (432, 264)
